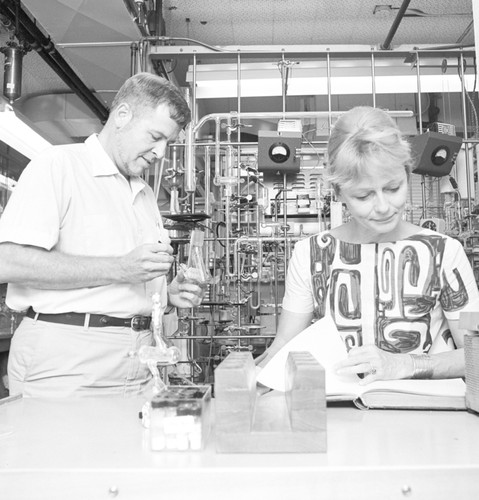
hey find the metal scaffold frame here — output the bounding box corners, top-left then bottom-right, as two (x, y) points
(131, 41), (479, 382)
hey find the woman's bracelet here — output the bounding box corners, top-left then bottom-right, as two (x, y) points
(409, 353), (434, 379)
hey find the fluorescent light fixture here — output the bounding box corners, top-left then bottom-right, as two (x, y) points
(0, 102), (52, 159)
(0, 172), (17, 192)
(188, 59), (476, 98)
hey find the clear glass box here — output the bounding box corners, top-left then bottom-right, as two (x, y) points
(149, 385), (212, 451)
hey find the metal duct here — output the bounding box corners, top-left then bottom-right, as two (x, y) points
(20, 93), (103, 144)
(0, 0), (109, 122)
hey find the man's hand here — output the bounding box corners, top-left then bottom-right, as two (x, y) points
(119, 243), (174, 283)
(168, 268), (206, 309)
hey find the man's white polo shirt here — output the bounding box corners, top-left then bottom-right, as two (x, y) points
(0, 134), (170, 316)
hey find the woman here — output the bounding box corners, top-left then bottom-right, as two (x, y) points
(257, 106), (479, 383)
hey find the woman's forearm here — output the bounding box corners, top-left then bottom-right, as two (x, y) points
(256, 309), (313, 367)
(422, 349), (465, 379)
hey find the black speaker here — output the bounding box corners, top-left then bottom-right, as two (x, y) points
(257, 130), (302, 173)
(410, 131), (463, 177)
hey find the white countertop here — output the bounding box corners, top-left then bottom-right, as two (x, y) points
(1, 395), (478, 500)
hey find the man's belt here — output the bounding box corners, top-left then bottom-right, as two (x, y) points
(26, 307), (152, 332)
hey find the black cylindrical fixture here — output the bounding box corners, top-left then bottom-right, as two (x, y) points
(2, 45), (23, 104)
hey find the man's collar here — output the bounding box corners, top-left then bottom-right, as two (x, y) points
(85, 134), (120, 176)
(85, 134), (148, 196)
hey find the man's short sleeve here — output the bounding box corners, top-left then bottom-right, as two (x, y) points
(0, 150), (66, 250)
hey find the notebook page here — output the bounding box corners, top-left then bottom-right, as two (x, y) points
(256, 315), (356, 392)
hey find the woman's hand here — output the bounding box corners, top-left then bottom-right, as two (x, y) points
(333, 344), (414, 385)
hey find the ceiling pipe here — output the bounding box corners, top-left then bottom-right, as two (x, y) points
(123, 0), (165, 37)
(380, 0), (411, 50)
(0, 0), (109, 122)
(153, 1), (165, 37)
(124, 0), (170, 79)
(456, 20), (474, 45)
(123, 0), (149, 37)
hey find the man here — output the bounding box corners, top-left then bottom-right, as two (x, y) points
(0, 72), (203, 397)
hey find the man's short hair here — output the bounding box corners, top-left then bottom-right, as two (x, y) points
(111, 72), (191, 128)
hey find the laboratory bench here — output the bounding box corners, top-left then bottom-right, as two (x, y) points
(1, 395), (478, 500)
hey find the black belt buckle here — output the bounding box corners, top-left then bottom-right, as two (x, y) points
(130, 315), (150, 331)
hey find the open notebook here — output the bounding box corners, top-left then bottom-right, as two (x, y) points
(256, 316), (466, 410)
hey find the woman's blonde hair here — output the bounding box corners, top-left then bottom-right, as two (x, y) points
(324, 106), (413, 194)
